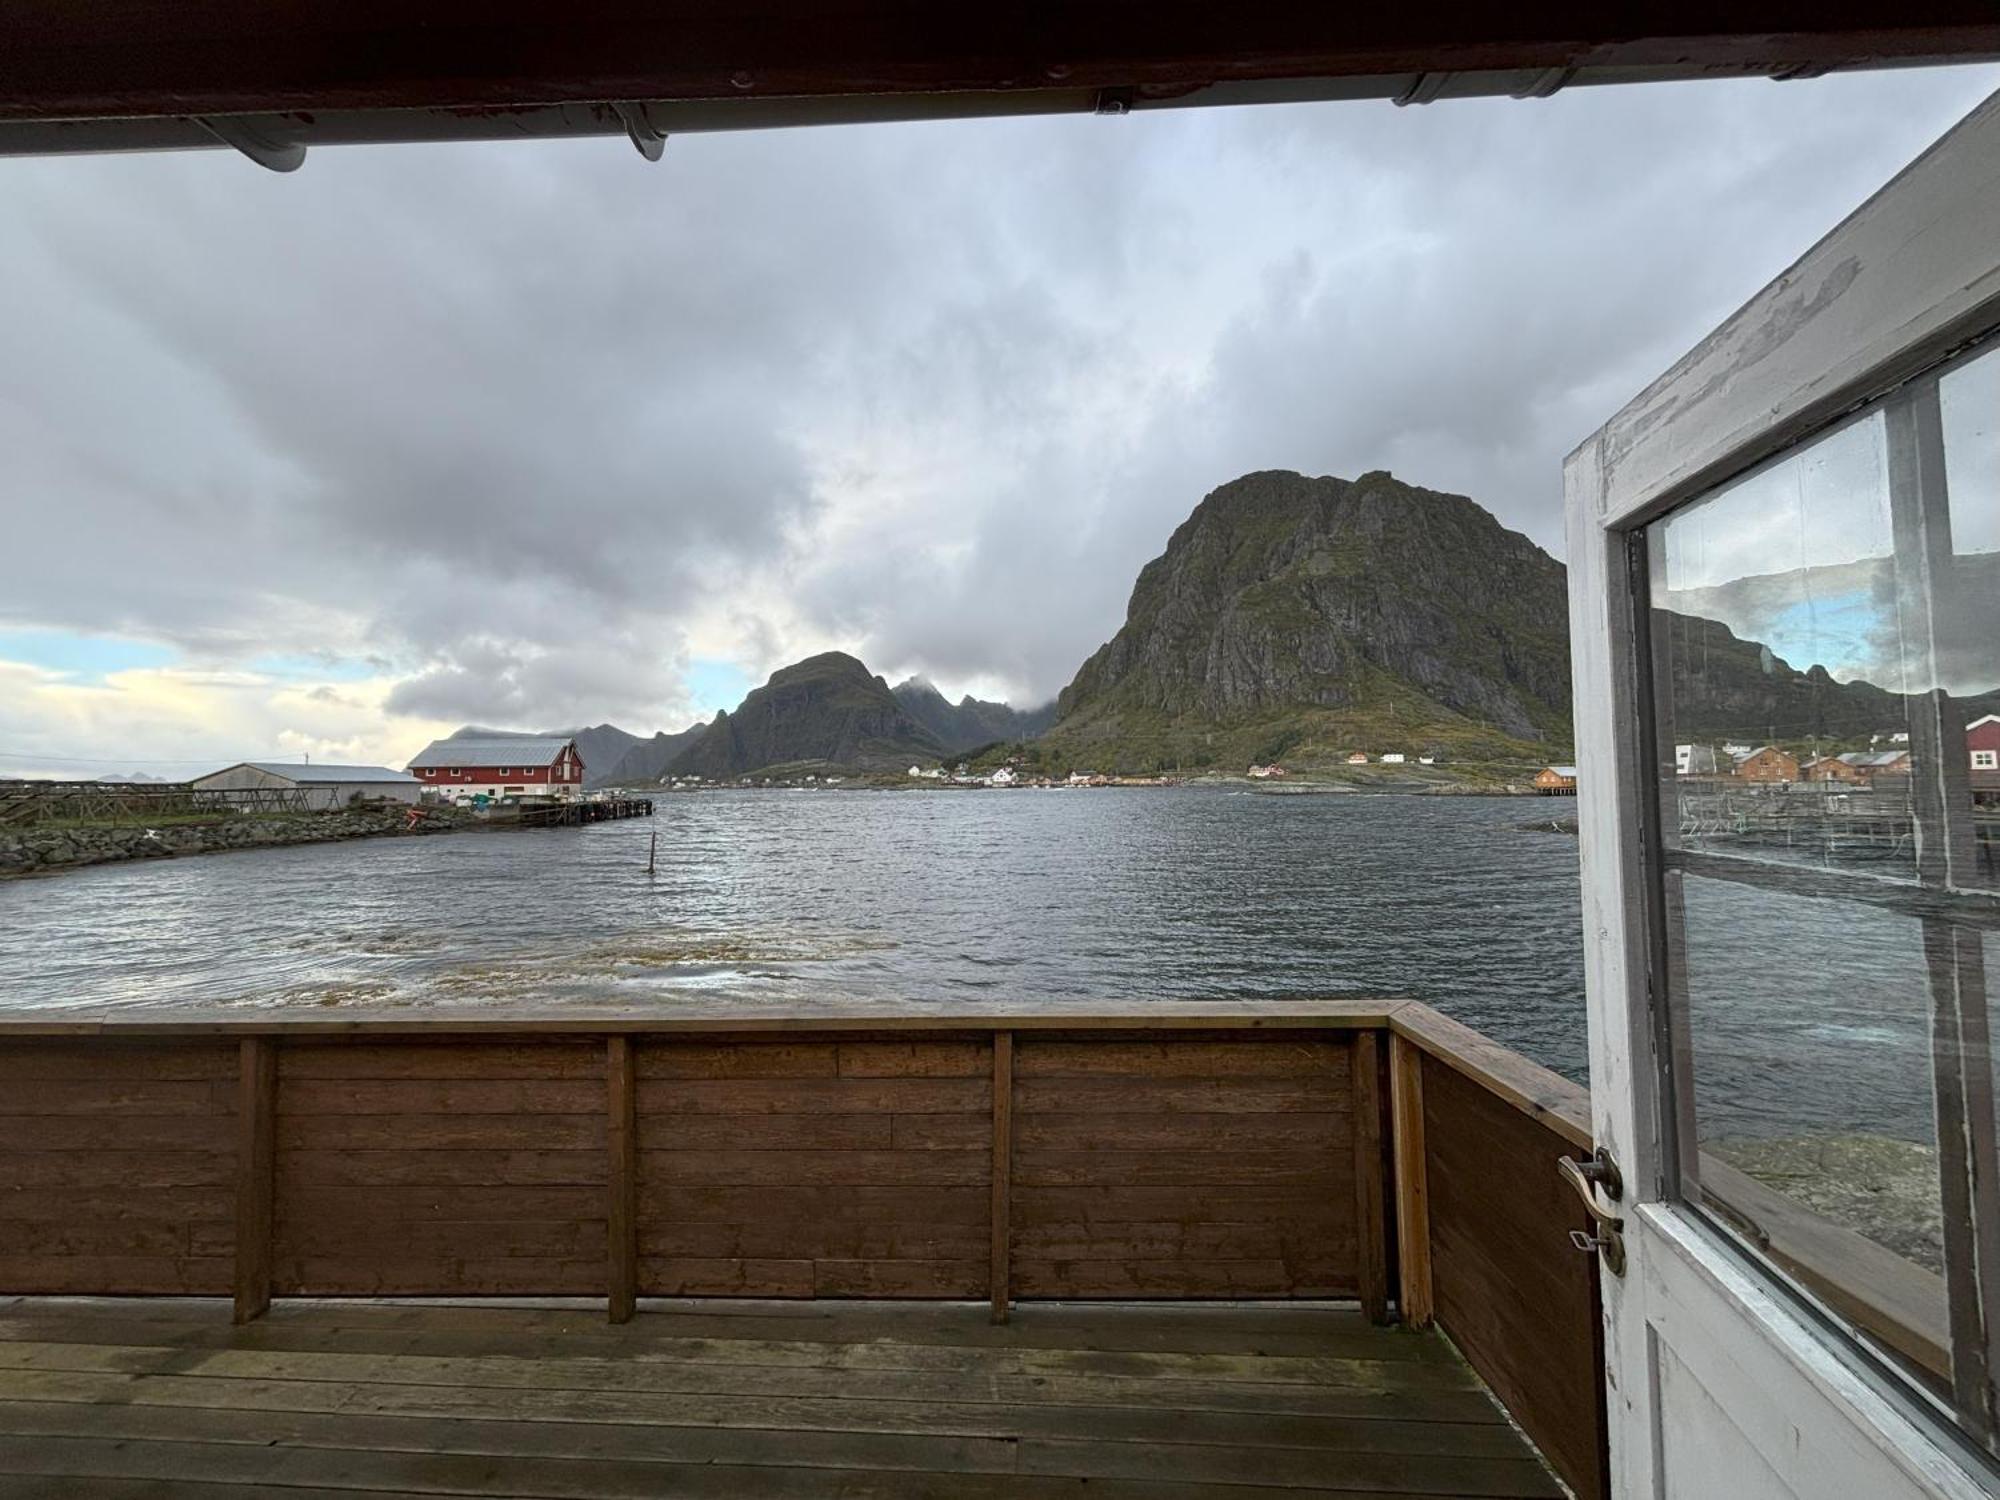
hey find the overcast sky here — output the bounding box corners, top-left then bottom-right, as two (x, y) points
(2, 67), (1996, 777)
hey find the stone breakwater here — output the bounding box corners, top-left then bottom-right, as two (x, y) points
(0, 805), (475, 878)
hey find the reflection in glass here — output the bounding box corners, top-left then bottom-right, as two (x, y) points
(1939, 345), (2000, 892)
(1675, 876), (1947, 1385)
(1650, 412), (1920, 878)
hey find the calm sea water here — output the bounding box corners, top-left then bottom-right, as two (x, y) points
(0, 789), (1593, 1080)
(0, 786), (1952, 1137)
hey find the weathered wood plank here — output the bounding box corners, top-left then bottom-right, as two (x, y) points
(1351, 1031), (1389, 1325)
(638, 1221), (987, 1261)
(276, 1042), (603, 1079)
(1015, 1039), (1350, 1078)
(640, 1042), (839, 1079)
(0, 1362), (1529, 1454)
(275, 1185), (605, 1223)
(0, 1081), (236, 1117)
(637, 1079), (987, 1115)
(0, 1117), (235, 1153)
(840, 1041), (989, 1077)
(278, 1080), (602, 1115)
(641, 1185), (990, 1226)
(1012, 1151), (1344, 1187)
(0, 1347), (1506, 1417)
(0, 1152), (234, 1189)
(1013, 1260), (1355, 1299)
(274, 1150), (609, 1187)
(1014, 1112), (1345, 1151)
(275, 1113), (605, 1151)
(0, 1044), (235, 1081)
(0, 1187), (233, 1223)
(640, 1150), (991, 1186)
(232, 1038), (275, 1324)
(1389, 1034), (1433, 1329)
(642, 1114), (896, 1150)
(606, 1036), (636, 1324)
(1013, 1185), (1346, 1226)
(1014, 1078), (1338, 1114)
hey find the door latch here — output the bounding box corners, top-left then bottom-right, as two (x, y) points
(1557, 1148), (1626, 1277)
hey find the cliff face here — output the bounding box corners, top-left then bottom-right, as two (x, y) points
(668, 652), (947, 776)
(1048, 470), (1574, 764)
(891, 678), (1056, 753)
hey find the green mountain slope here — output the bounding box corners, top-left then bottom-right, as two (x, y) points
(1043, 470), (1574, 771)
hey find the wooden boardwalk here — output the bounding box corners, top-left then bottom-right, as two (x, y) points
(0, 1296), (1562, 1498)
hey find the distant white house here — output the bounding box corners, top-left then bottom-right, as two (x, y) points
(1246, 764), (1286, 779)
(1346, 752), (1369, 765)
(989, 767), (1018, 786)
(1380, 753), (1406, 765)
(191, 762), (419, 811)
(1418, 756), (1436, 766)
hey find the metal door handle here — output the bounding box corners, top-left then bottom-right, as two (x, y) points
(1558, 1150), (1627, 1277)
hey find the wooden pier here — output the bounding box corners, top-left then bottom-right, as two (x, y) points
(505, 797), (654, 829)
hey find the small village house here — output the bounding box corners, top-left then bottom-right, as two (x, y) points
(190, 761), (419, 810)
(1380, 753), (1406, 764)
(1804, 754), (1864, 784)
(1733, 746), (1799, 784)
(1346, 752), (1368, 765)
(1835, 749), (1911, 782)
(1969, 714), (2000, 772)
(1533, 765), (1577, 795)
(406, 736), (585, 802)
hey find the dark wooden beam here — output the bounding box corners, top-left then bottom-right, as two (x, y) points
(232, 1037), (277, 1325)
(3, 4), (1998, 123)
(1389, 1034), (1434, 1328)
(606, 1036), (637, 1324)
(989, 1030), (1013, 1325)
(1351, 1031), (1390, 1325)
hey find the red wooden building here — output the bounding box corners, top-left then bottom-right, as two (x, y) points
(406, 736), (584, 801)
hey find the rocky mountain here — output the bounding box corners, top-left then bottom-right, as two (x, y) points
(1044, 470), (1574, 770)
(592, 723), (707, 787)
(890, 677), (1057, 753)
(667, 653), (947, 777)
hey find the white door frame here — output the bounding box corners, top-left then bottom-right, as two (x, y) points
(1564, 90), (2000, 1497)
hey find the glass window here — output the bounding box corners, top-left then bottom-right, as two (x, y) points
(1645, 338), (2000, 1444)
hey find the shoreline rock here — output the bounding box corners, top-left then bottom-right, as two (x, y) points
(0, 805), (476, 880)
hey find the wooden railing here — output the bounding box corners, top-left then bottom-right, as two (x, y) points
(0, 999), (1608, 1497)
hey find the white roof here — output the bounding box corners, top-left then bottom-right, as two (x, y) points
(1545, 765), (1578, 778)
(408, 736), (574, 769)
(205, 762), (416, 785)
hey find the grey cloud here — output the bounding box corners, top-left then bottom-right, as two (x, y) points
(3, 68), (1997, 730)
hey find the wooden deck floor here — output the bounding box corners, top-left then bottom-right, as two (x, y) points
(0, 1296), (1564, 1499)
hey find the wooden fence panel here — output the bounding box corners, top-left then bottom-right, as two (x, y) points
(634, 1036), (992, 1297)
(272, 1039), (606, 1295)
(1420, 1051), (1606, 1500)
(1010, 1035), (1355, 1297)
(0, 1041), (236, 1294)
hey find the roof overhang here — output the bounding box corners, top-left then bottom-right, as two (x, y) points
(5, 5), (2000, 166)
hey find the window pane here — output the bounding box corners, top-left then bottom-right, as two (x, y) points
(1673, 873), (1947, 1385)
(1650, 412), (1922, 879)
(1939, 345), (2000, 893)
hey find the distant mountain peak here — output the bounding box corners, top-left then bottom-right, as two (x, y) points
(1044, 469), (1573, 770)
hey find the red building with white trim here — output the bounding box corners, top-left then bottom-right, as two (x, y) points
(405, 736), (584, 802)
